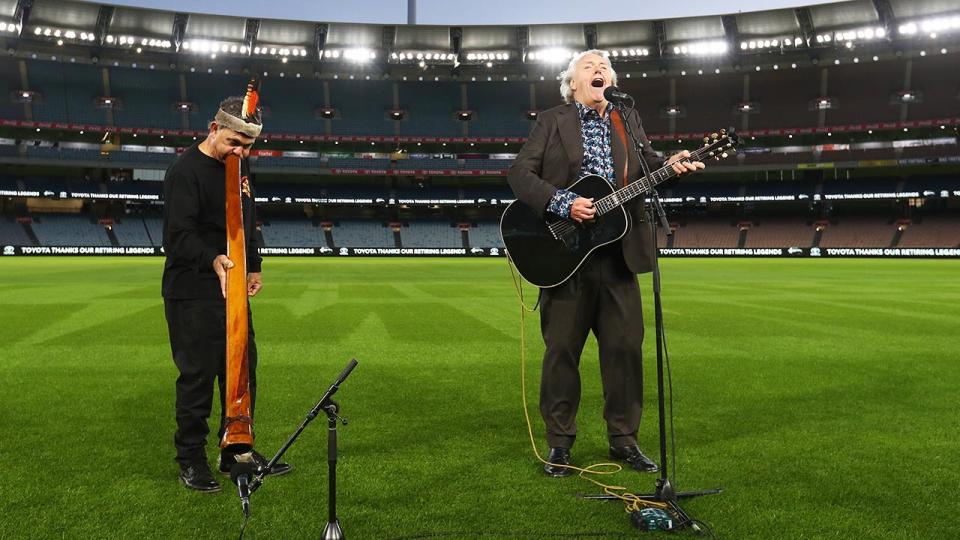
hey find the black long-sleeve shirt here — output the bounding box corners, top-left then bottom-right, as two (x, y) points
(161, 143), (261, 300)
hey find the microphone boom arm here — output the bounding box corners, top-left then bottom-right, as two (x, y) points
(249, 359), (358, 494)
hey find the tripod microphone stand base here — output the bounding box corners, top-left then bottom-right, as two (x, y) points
(578, 479), (721, 533)
(322, 519), (344, 540)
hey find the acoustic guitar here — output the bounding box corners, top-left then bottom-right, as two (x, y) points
(500, 129), (739, 288)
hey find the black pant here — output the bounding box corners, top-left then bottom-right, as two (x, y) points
(164, 298), (258, 466)
(539, 244), (644, 449)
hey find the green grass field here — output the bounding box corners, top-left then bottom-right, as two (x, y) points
(0, 257), (958, 539)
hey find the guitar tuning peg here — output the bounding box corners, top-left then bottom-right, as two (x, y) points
(721, 152), (728, 158)
(703, 136), (709, 143)
(720, 128), (726, 135)
(710, 132), (718, 139)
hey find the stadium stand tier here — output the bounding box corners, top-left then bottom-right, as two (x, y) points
(29, 214), (111, 246)
(3, 50), (958, 140)
(1, 0), (958, 257)
(744, 219), (816, 248)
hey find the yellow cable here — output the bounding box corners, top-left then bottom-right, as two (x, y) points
(506, 252), (668, 514)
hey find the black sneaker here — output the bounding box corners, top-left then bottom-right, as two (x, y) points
(179, 462), (221, 492)
(219, 450), (293, 477)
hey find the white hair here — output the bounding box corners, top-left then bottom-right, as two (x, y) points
(559, 49), (618, 104)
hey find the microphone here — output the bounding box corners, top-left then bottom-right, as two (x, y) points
(231, 462), (257, 517)
(603, 86), (633, 106)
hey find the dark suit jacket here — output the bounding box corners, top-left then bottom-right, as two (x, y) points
(507, 102), (663, 275)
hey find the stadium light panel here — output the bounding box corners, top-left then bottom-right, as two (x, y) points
(183, 39), (245, 55)
(899, 15), (960, 37)
(741, 36), (803, 52)
(816, 26), (885, 47)
(608, 47), (650, 60)
(253, 44), (306, 59)
(338, 48), (376, 63)
(31, 26), (97, 44)
(672, 40), (728, 57)
(898, 91), (918, 103)
(392, 50), (456, 65)
(526, 48), (574, 63)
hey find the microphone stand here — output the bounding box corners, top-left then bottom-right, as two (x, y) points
(247, 358), (358, 540)
(321, 400), (345, 540)
(580, 98), (721, 531)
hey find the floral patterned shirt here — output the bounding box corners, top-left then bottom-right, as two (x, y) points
(546, 102), (616, 217)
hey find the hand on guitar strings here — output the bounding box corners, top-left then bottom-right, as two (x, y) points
(213, 254), (235, 298)
(666, 150), (705, 176)
(571, 197), (596, 223)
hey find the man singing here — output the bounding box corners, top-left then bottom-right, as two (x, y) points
(507, 50), (704, 477)
(162, 93), (291, 492)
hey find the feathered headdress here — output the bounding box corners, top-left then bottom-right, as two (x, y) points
(242, 77), (260, 122)
(214, 76), (263, 138)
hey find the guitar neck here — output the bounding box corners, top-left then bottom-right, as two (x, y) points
(594, 145), (711, 216)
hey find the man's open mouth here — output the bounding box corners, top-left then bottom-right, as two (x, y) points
(591, 77), (605, 88)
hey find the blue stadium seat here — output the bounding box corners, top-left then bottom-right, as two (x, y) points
(110, 66), (183, 129)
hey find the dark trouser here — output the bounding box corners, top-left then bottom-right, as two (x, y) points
(164, 298), (258, 466)
(539, 244), (644, 449)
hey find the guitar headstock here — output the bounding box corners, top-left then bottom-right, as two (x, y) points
(701, 127), (740, 161)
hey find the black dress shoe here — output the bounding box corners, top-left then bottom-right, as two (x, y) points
(179, 462), (221, 492)
(220, 450), (293, 477)
(543, 447), (573, 477)
(609, 445), (659, 473)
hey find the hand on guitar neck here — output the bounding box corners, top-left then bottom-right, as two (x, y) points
(665, 149), (705, 175)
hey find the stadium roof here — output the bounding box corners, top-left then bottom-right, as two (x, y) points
(0, 0), (957, 78)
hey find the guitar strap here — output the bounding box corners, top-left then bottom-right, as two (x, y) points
(609, 108), (630, 187)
